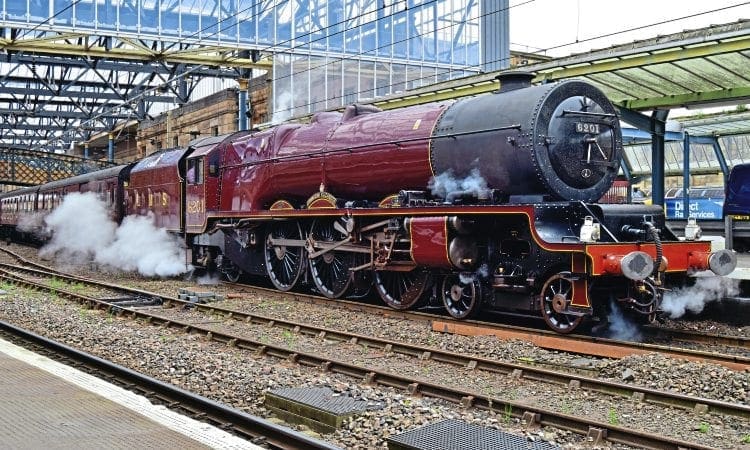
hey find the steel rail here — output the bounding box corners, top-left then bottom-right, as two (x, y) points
(641, 324), (750, 350)
(0, 271), (736, 450)
(1, 264), (747, 420)
(3, 258), (747, 371)
(0, 319), (340, 450)
(234, 282), (750, 357)
(0, 245), (747, 371)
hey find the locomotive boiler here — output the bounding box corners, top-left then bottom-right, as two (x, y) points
(212, 72), (621, 213)
(0, 73), (737, 334)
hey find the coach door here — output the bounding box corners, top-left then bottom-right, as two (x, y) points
(185, 156), (206, 231)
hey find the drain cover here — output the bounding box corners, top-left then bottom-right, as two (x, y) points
(387, 419), (560, 450)
(265, 387), (370, 433)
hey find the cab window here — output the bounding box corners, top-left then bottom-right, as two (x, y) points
(187, 158), (204, 184)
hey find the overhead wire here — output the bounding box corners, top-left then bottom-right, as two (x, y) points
(79, 0), (443, 126)
(267, 1), (750, 119)
(10, 0), (750, 135)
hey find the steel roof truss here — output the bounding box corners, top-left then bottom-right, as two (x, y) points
(703, 55), (750, 84)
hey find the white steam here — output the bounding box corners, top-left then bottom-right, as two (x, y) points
(17, 212), (46, 234)
(197, 272), (221, 285)
(606, 300), (642, 342)
(272, 91), (293, 123)
(661, 275), (740, 319)
(95, 215), (188, 277)
(40, 193), (117, 260)
(428, 168), (489, 202)
(39, 192), (189, 277)
(458, 263), (489, 285)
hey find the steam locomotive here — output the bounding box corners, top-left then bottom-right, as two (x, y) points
(0, 73), (737, 333)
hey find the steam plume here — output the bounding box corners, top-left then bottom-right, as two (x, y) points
(428, 168), (488, 202)
(38, 192), (189, 277)
(661, 275), (739, 318)
(606, 299), (642, 341)
(95, 214), (188, 277)
(17, 212), (47, 238)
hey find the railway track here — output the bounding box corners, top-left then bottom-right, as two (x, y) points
(0, 242), (748, 368)
(227, 281), (750, 365)
(1, 255), (747, 371)
(3, 245), (746, 363)
(0, 258), (746, 448)
(0, 320), (339, 450)
(3, 260), (747, 417)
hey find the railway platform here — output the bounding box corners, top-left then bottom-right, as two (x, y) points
(0, 337), (261, 450)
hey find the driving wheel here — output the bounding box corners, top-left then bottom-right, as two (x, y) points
(264, 221), (304, 291)
(441, 274), (481, 319)
(540, 273), (583, 333)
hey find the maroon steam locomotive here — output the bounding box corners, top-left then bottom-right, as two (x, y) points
(0, 74), (736, 333)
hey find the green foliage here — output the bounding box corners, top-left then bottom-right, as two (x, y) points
(281, 329), (296, 347)
(47, 277), (66, 290)
(69, 282), (86, 292)
(607, 408), (619, 425)
(698, 422), (710, 434)
(49, 291), (61, 303)
(503, 404), (513, 424)
(741, 434), (750, 443)
(77, 307), (89, 319)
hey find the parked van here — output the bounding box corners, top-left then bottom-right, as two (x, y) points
(723, 163), (750, 251)
(724, 164), (750, 218)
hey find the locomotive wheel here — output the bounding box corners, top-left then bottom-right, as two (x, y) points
(264, 221), (304, 291)
(441, 274), (481, 319)
(374, 269), (430, 310)
(308, 220), (353, 298)
(540, 273), (583, 334)
(224, 264), (242, 283)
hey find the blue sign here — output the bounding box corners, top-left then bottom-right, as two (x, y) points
(665, 198), (724, 219)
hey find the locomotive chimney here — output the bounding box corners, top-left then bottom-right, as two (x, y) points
(496, 71), (535, 93)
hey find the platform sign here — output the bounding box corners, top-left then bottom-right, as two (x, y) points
(665, 198), (724, 219)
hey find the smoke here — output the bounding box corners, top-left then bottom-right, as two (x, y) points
(196, 272), (221, 285)
(40, 193), (117, 261)
(95, 214), (188, 277)
(17, 212), (49, 239)
(459, 263), (489, 285)
(661, 275), (740, 318)
(428, 168), (489, 202)
(606, 299), (642, 342)
(272, 91), (293, 123)
(39, 192), (189, 277)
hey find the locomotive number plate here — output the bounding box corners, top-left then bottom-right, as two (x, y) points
(575, 122), (600, 134)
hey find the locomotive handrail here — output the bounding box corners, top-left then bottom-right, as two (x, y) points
(560, 110), (618, 119)
(578, 201), (619, 242)
(220, 124), (522, 170)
